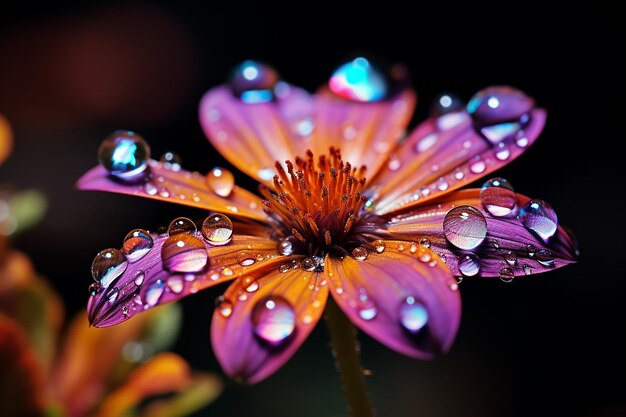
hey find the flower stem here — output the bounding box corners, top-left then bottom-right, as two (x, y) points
(325, 297), (375, 417)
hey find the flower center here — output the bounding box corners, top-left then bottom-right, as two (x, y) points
(260, 148), (382, 257)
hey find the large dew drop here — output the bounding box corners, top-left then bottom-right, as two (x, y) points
(230, 60), (279, 104)
(429, 93), (463, 117)
(520, 200), (558, 240)
(252, 296), (296, 346)
(443, 206), (488, 250)
(480, 177), (517, 217)
(91, 248), (128, 288)
(98, 130), (150, 182)
(167, 217), (197, 236)
(206, 167), (235, 197)
(122, 229), (153, 262)
(161, 234), (208, 273)
(458, 253), (480, 276)
(329, 57), (388, 102)
(201, 214), (233, 245)
(399, 296), (429, 333)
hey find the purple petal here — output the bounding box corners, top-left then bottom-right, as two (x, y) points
(326, 247), (461, 359)
(199, 85), (308, 184)
(384, 189), (577, 278)
(87, 228), (281, 327)
(77, 161), (268, 222)
(369, 94), (545, 214)
(211, 256), (327, 384)
(309, 88), (416, 181)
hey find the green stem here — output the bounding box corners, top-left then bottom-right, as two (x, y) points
(325, 297), (376, 417)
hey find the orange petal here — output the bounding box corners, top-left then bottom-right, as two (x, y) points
(0, 115), (13, 165)
(0, 314), (45, 417)
(211, 255), (328, 384)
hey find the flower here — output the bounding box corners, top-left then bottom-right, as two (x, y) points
(78, 58), (577, 384)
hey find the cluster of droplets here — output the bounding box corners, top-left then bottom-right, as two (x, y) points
(439, 176), (559, 282)
(89, 213), (235, 315)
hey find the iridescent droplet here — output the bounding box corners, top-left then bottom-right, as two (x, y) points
(480, 177), (517, 217)
(352, 247), (368, 261)
(206, 167), (235, 197)
(161, 234), (208, 273)
(520, 200), (558, 240)
(122, 229), (153, 262)
(458, 253), (480, 276)
(399, 296), (429, 333)
(201, 213), (233, 245)
(443, 206), (488, 250)
(467, 86), (534, 127)
(329, 57), (388, 102)
(134, 272), (145, 286)
(499, 267), (515, 283)
(98, 130), (150, 182)
(536, 249), (555, 267)
(167, 217), (196, 236)
(91, 248), (128, 288)
(230, 60), (279, 104)
(160, 151), (182, 171)
(252, 296), (296, 346)
(429, 93), (463, 117)
(145, 280), (165, 306)
(238, 252), (256, 267)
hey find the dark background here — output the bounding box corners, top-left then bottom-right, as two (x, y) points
(1, 3), (624, 416)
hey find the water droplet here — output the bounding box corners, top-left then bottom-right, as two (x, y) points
(397, 243), (405, 252)
(523, 264), (533, 275)
(536, 249), (555, 267)
(278, 239), (294, 255)
(294, 118), (315, 136)
(443, 206), (488, 250)
(238, 252), (256, 267)
(516, 136), (529, 148)
(258, 168), (275, 181)
(201, 213), (233, 245)
(302, 256), (324, 272)
(469, 158), (486, 174)
(145, 182), (158, 195)
(230, 60), (279, 104)
(221, 267), (234, 277)
(526, 244), (537, 257)
(279, 259), (298, 273)
(458, 254), (480, 276)
(504, 251), (517, 266)
(430, 93), (463, 117)
(419, 237), (431, 248)
(388, 158), (401, 171)
(499, 267), (515, 283)
(216, 296), (233, 318)
(122, 229), (153, 262)
(418, 251), (432, 263)
(160, 151), (182, 171)
(399, 296), (429, 333)
(252, 296), (296, 346)
(480, 177), (517, 217)
(495, 144), (511, 160)
(358, 301), (378, 321)
(206, 167), (235, 197)
(329, 57), (388, 102)
(88, 282), (102, 296)
(436, 178), (449, 191)
(167, 217), (196, 236)
(162, 234), (208, 273)
(454, 168), (464, 180)
(409, 242), (418, 254)
(467, 86), (534, 127)
(167, 276), (184, 294)
(91, 248), (128, 287)
(416, 133), (437, 153)
(520, 200), (558, 240)
(243, 276), (259, 293)
(373, 239), (386, 253)
(122, 305), (129, 316)
(108, 287), (119, 303)
(352, 246), (368, 261)
(98, 130), (150, 182)
(145, 280), (165, 306)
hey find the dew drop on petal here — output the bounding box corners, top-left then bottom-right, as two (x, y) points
(167, 217), (196, 236)
(122, 229), (153, 262)
(145, 280), (165, 306)
(278, 239), (294, 255)
(108, 287), (119, 303)
(429, 93), (463, 117)
(520, 200), (558, 240)
(134, 272), (145, 286)
(399, 296), (429, 333)
(329, 57), (388, 102)
(167, 276), (184, 294)
(201, 214), (233, 245)
(238, 252), (256, 267)
(352, 246), (368, 261)
(443, 206), (488, 250)
(252, 296), (296, 346)
(91, 248), (128, 288)
(215, 296), (233, 318)
(162, 234), (208, 273)
(373, 239), (386, 253)
(469, 158), (486, 174)
(302, 256), (324, 272)
(499, 267), (515, 283)
(230, 60), (279, 104)
(88, 282), (102, 296)
(243, 276), (259, 293)
(536, 249), (555, 267)
(480, 177), (517, 217)
(160, 151), (182, 171)
(206, 167), (235, 197)
(98, 130), (150, 182)
(467, 86), (534, 127)
(458, 253), (480, 276)
(504, 251), (517, 266)
(358, 301), (378, 321)
(419, 237), (431, 248)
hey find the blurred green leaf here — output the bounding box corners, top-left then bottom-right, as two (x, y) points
(9, 189), (47, 234)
